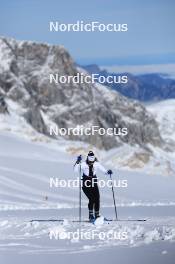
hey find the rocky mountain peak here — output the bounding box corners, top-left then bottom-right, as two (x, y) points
(0, 36), (163, 150)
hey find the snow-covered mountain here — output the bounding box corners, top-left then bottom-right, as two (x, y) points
(1, 36), (175, 175)
(0, 36), (162, 151)
(0, 38), (175, 263)
(147, 99), (175, 145)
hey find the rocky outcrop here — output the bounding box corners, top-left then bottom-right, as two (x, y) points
(0, 36), (163, 150)
(23, 101), (48, 135)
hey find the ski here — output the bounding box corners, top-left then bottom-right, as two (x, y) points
(30, 218), (147, 223)
(30, 219), (91, 223)
(104, 217), (147, 222)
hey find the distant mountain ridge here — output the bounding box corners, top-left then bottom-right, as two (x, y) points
(82, 64), (175, 101)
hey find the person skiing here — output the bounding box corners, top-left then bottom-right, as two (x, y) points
(74, 151), (113, 221)
(0, 95), (9, 114)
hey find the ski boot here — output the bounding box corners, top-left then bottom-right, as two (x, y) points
(95, 211), (100, 220)
(89, 211), (95, 223)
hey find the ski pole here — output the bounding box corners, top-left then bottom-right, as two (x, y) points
(79, 161), (82, 222)
(109, 172), (118, 220)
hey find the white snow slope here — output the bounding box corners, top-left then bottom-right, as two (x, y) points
(147, 99), (175, 143)
(0, 99), (175, 264)
(0, 131), (175, 264)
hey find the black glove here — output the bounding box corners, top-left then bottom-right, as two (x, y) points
(76, 155), (82, 163)
(107, 169), (113, 175)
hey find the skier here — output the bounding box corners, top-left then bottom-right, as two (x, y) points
(74, 151), (113, 221)
(0, 95), (9, 114)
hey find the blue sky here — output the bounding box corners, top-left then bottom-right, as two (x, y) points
(0, 0), (175, 65)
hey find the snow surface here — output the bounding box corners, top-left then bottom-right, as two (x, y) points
(0, 99), (175, 263)
(0, 131), (175, 264)
(147, 99), (175, 143)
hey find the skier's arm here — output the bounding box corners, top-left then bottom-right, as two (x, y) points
(96, 162), (108, 174)
(97, 162), (113, 176)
